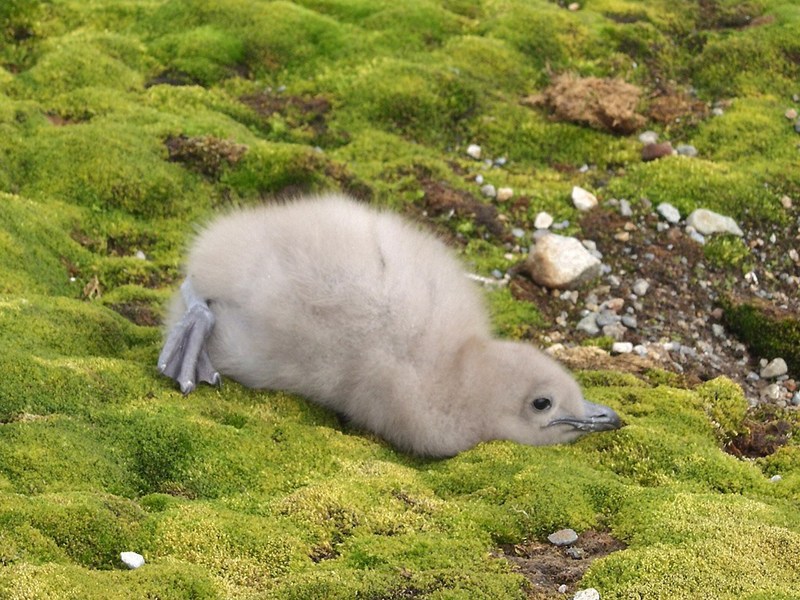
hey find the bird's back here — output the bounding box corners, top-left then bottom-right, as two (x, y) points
(184, 195), (490, 417)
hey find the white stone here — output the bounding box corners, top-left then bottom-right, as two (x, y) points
(573, 589), (601, 600)
(134, 250), (147, 260)
(760, 383), (784, 402)
(656, 202), (681, 224)
(466, 144), (481, 159)
(770, 474), (782, 483)
(526, 234), (602, 290)
(120, 551), (145, 570)
(496, 187), (513, 201)
(534, 211), (554, 230)
(480, 184), (496, 198)
(760, 358), (788, 379)
(639, 130), (659, 144)
(632, 278), (649, 296)
(685, 208), (743, 237)
(572, 186), (598, 211)
(612, 342), (633, 354)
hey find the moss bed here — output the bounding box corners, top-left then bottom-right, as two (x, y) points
(0, 0), (799, 598)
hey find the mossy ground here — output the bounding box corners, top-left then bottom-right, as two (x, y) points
(0, 0), (799, 598)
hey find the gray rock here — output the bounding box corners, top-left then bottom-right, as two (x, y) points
(632, 278), (650, 296)
(686, 209), (743, 237)
(596, 311), (620, 327)
(676, 144), (698, 157)
(760, 383), (784, 402)
(619, 198), (633, 217)
(792, 392), (800, 406)
(712, 323), (726, 338)
(577, 313), (600, 336)
(481, 184), (497, 198)
(547, 528), (578, 546)
(657, 203), (681, 224)
(687, 227), (706, 244)
(573, 589), (600, 600)
(526, 234), (602, 290)
(511, 227), (526, 239)
(761, 358), (788, 379)
(572, 186), (598, 211)
(770, 474), (783, 483)
(565, 547), (585, 559)
(621, 315), (638, 329)
(712, 107), (725, 116)
(602, 322), (627, 341)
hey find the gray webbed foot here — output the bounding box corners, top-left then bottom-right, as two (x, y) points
(158, 279), (221, 395)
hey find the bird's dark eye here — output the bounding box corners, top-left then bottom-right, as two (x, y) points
(532, 397), (552, 411)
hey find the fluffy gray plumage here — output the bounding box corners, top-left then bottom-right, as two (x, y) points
(160, 194), (621, 457)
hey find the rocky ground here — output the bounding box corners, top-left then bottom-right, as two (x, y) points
(444, 136), (800, 418)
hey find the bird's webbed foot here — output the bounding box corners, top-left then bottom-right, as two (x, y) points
(158, 279), (221, 395)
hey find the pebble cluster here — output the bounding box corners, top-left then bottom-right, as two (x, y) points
(462, 131), (799, 409)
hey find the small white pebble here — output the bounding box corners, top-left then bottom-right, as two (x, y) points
(534, 211), (554, 230)
(134, 250), (147, 260)
(559, 584), (568, 594)
(573, 589), (600, 600)
(120, 551), (145, 570)
(770, 474), (782, 483)
(475, 174), (484, 184)
(572, 186), (598, 211)
(612, 342), (633, 354)
(466, 144), (482, 160)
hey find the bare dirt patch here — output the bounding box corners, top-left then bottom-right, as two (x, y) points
(498, 530), (626, 598)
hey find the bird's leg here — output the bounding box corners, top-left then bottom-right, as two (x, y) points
(158, 278), (220, 394)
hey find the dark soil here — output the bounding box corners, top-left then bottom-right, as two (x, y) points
(498, 531), (626, 598)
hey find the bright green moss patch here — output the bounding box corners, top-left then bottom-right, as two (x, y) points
(606, 156), (782, 223)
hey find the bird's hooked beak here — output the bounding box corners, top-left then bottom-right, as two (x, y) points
(547, 398), (623, 433)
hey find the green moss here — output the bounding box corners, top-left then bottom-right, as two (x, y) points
(8, 120), (203, 218)
(703, 235), (755, 272)
(694, 98), (798, 163)
(487, 287), (544, 339)
(694, 377), (749, 442)
(586, 491), (800, 598)
(606, 156), (782, 223)
(14, 30), (149, 100)
(476, 102), (638, 169)
(220, 140), (328, 198)
(0, 194), (94, 296)
(721, 298), (800, 374)
(692, 25), (799, 98)
(338, 58), (480, 145)
(150, 26), (246, 86)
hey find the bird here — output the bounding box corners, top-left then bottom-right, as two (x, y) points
(158, 194), (621, 457)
